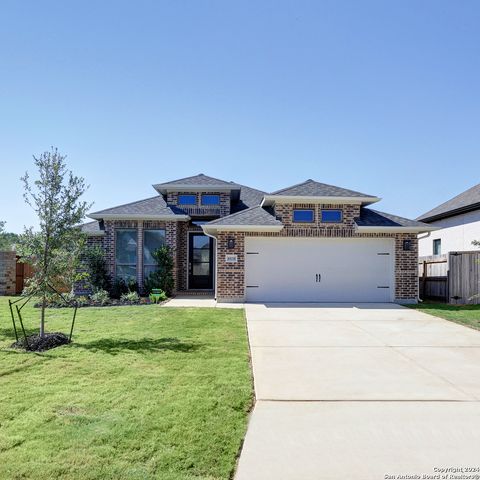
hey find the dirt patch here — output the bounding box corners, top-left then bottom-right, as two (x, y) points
(11, 332), (70, 352)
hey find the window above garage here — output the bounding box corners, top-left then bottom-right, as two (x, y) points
(321, 209), (343, 223)
(292, 209), (315, 223)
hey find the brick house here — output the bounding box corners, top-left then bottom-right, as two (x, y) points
(81, 174), (436, 303)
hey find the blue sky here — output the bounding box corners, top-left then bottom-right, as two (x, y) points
(1, 0), (479, 233)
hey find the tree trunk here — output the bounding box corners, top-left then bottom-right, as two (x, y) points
(40, 293), (46, 337)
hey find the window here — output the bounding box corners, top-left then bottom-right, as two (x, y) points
(116, 229), (137, 280)
(433, 239), (441, 255)
(143, 229), (166, 279)
(321, 209), (343, 223)
(292, 209), (315, 223)
(201, 194), (220, 205)
(178, 194), (196, 205)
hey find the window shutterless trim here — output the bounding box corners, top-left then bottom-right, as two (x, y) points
(115, 228), (138, 279)
(178, 194), (197, 205)
(143, 229), (166, 279)
(201, 194), (221, 205)
(320, 209), (343, 223)
(292, 209), (315, 223)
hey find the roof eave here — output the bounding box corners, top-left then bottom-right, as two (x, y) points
(153, 184), (241, 194)
(261, 195), (381, 206)
(83, 231), (106, 237)
(202, 224), (284, 235)
(88, 214), (190, 221)
(417, 202), (480, 223)
(355, 225), (440, 233)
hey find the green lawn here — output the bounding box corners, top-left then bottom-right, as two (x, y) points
(0, 297), (253, 480)
(407, 301), (480, 331)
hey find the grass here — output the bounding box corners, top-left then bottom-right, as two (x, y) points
(407, 301), (480, 331)
(0, 297), (253, 480)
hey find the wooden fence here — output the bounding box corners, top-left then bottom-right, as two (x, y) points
(419, 255), (448, 301)
(419, 251), (480, 304)
(15, 256), (34, 294)
(448, 251), (480, 304)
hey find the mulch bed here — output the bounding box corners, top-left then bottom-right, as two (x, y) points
(11, 332), (70, 352)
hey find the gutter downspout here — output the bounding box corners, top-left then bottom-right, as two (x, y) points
(416, 231), (432, 303)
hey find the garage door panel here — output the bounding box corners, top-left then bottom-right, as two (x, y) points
(245, 238), (394, 303)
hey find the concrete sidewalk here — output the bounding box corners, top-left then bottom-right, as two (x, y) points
(235, 303), (480, 480)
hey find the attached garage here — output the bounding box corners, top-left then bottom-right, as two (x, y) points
(245, 237), (394, 303)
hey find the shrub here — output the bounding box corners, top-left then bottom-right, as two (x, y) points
(110, 278), (128, 299)
(84, 246), (111, 292)
(143, 246), (174, 296)
(120, 291), (140, 304)
(90, 289), (110, 305)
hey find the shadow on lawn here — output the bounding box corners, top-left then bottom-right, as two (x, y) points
(71, 337), (201, 355)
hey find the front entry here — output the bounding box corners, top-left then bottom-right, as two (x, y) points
(188, 233), (214, 289)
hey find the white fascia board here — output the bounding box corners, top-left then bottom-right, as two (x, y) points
(261, 195), (381, 206)
(88, 214), (190, 221)
(355, 225), (440, 233)
(154, 184), (239, 194)
(202, 225), (284, 235)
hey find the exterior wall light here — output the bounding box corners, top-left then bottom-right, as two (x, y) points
(227, 238), (235, 249)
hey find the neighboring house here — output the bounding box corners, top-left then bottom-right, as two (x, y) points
(417, 183), (480, 257)
(81, 174), (435, 304)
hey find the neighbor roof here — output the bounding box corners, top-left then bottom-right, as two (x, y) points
(417, 183), (480, 222)
(88, 196), (189, 220)
(355, 209), (436, 232)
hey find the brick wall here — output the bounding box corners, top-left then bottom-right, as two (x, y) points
(394, 233), (419, 301)
(166, 191), (231, 217)
(274, 203), (360, 228)
(0, 251), (16, 295)
(216, 232), (245, 302)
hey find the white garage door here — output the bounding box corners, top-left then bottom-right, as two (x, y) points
(245, 237), (394, 303)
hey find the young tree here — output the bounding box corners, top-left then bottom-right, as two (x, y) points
(17, 148), (91, 337)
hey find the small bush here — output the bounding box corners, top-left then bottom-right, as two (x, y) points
(110, 278), (128, 299)
(143, 246), (174, 296)
(83, 246), (111, 292)
(90, 289), (110, 305)
(120, 291), (140, 304)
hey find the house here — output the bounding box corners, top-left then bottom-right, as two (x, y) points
(417, 183), (480, 257)
(81, 174), (435, 304)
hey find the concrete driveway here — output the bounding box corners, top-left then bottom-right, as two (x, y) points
(235, 303), (480, 480)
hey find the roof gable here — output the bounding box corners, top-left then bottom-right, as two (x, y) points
(271, 179), (375, 198)
(153, 173), (239, 189)
(417, 183), (480, 222)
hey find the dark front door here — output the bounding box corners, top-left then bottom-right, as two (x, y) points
(188, 233), (214, 289)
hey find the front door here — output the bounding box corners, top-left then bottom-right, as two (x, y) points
(188, 233), (214, 289)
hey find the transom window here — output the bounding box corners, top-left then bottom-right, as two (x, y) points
(433, 239), (441, 255)
(178, 194), (197, 205)
(292, 209), (315, 223)
(201, 194), (220, 205)
(115, 229), (137, 281)
(321, 209), (343, 223)
(143, 229), (166, 279)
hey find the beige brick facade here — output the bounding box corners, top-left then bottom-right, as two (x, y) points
(0, 251), (16, 296)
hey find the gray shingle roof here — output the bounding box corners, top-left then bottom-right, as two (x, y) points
(89, 196), (184, 218)
(153, 173), (239, 188)
(356, 208), (431, 228)
(417, 183), (480, 222)
(231, 184), (267, 213)
(206, 206), (282, 227)
(271, 179), (375, 198)
(80, 221), (105, 236)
